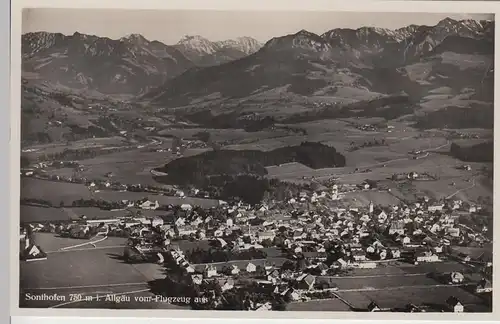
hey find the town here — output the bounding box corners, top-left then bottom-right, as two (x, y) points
(20, 159), (493, 311)
(18, 11), (494, 314)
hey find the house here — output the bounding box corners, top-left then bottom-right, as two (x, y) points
(352, 249), (367, 261)
(296, 274), (316, 290)
(448, 272), (465, 284)
(229, 264), (240, 275)
(351, 261), (377, 269)
(446, 296), (464, 313)
(447, 227), (460, 237)
(333, 258), (348, 269)
(476, 278), (493, 293)
(175, 217), (186, 227)
(151, 216), (164, 227)
(214, 228), (224, 237)
(140, 200), (160, 210)
(267, 269), (281, 283)
(390, 248), (401, 259)
(377, 211), (388, 223)
(282, 287), (300, 301)
(203, 265), (217, 278)
(177, 225), (197, 237)
(416, 251), (440, 263)
(246, 262), (257, 273)
(191, 274), (203, 285)
(428, 204), (444, 213)
(293, 230), (305, 241)
(401, 236), (411, 246)
(214, 238), (228, 248)
(20, 237), (47, 262)
(257, 231), (276, 242)
(255, 302), (272, 311)
(216, 278), (235, 291)
(367, 301), (381, 312)
(388, 220), (405, 235)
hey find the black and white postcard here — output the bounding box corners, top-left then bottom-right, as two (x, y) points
(11, 0), (497, 318)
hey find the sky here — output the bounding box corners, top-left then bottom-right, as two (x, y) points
(22, 9), (493, 44)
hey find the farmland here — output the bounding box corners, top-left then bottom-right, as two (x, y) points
(337, 286), (487, 311)
(19, 233), (177, 309)
(94, 191), (219, 208)
(21, 178), (92, 205)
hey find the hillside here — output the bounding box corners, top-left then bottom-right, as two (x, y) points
(450, 140), (494, 162)
(154, 142), (346, 185)
(22, 32), (195, 95)
(143, 18), (494, 128)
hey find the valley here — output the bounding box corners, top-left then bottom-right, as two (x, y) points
(19, 15), (494, 313)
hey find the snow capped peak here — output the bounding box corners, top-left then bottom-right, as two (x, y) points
(438, 17), (458, 26)
(264, 30), (330, 52)
(217, 36), (262, 54)
(176, 35), (217, 54)
(120, 33), (148, 44)
(22, 31), (65, 55)
(175, 35), (262, 56)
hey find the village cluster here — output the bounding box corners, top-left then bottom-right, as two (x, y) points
(20, 178), (493, 311)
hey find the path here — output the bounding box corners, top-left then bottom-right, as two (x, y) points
(445, 177), (477, 200)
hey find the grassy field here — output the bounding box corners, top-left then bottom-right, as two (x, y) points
(20, 206), (131, 223)
(337, 286), (486, 311)
(158, 127), (286, 143)
(20, 247), (146, 289)
(21, 178), (91, 205)
(287, 298), (352, 311)
(341, 191), (402, 207)
(22, 136), (130, 160)
(30, 232), (127, 253)
(76, 149), (176, 185)
(20, 205), (70, 223)
(94, 191), (219, 208)
(19, 232), (176, 309)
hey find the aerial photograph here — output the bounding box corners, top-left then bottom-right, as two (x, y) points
(18, 9), (493, 312)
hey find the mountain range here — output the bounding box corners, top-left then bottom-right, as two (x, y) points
(22, 32), (262, 95)
(21, 17), (494, 144)
(144, 18), (493, 111)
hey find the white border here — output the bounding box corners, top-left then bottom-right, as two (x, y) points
(10, 0), (500, 321)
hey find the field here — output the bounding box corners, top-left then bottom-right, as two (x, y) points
(287, 298), (352, 312)
(21, 136), (131, 160)
(29, 232), (126, 252)
(337, 286), (486, 311)
(21, 206), (130, 223)
(19, 233), (178, 309)
(21, 178), (92, 205)
(158, 127), (287, 143)
(75, 149), (177, 185)
(94, 191), (219, 208)
(340, 191), (402, 207)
